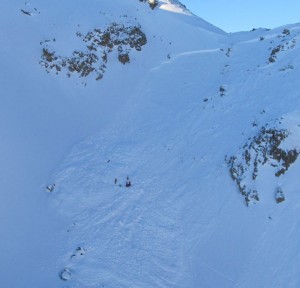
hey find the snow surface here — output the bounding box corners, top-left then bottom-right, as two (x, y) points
(1, 0), (300, 287)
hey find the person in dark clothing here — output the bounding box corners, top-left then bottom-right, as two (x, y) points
(125, 176), (131, 187)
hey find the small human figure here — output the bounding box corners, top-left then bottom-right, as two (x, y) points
(125, 176), (131, 187)
(114, 178), (117, 184)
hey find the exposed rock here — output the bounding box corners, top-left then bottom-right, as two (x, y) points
(71, 246), (86, 259)
(139, 0), (158, 9)
(20, 9), (32, 16)
(46, 183), (55, 192)
(40, 23), (147, 82)
(275, 187), (285, 203)
(118, 52), (130, 64)
(219, 85), (226, 96)
(268, 29), (299, 63)
(149, 0), (158, 9)
(226, 125), (299, 206)
(269, 45), (284, 63)
(282, 29), (291, 36)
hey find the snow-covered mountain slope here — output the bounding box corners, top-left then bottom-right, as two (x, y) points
(1, 0), (300, 287)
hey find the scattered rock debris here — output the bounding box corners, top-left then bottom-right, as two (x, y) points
(269, 45), (284, 63)
(275, 187), (285, 203)
(46, 183), (55, 192)
(20, 9), (32, 16)
(219, 85), (226, 96)
(139, 0), (158, 9)
(268, 29), (298, 63)
(71, 246), (86, 259)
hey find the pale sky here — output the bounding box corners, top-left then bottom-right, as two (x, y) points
(182, 0), (300, 32)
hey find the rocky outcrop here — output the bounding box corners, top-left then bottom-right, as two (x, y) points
(40, 23), (147, 82)
(268, 29), (298, 63)
(226, 125), (299, 206)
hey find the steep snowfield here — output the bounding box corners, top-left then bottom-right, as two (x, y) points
(1, 0), (300, 287)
